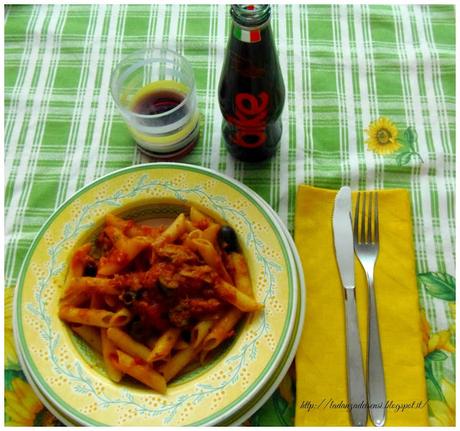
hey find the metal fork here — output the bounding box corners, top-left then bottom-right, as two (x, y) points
(353, 192), (386, 427)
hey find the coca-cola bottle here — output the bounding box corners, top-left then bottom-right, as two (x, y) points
(218, 4), (285, 162)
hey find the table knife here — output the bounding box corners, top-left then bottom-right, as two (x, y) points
(333, 186), (368, 426)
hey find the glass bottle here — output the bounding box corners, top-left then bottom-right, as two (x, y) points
(218, 4), (285, 162)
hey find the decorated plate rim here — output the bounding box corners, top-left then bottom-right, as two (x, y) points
(14, 163), (299, 426)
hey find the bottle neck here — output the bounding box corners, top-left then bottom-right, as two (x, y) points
(230, 5), (271, 44)
(230, 4), (271, 28)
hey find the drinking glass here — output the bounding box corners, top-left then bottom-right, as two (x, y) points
(110, 48), (199, 160)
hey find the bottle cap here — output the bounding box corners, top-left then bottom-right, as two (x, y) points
(230, 4), (271, 27)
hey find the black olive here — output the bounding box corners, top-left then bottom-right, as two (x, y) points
(218, 225), (239, 252)
(83, 261), (97, 277)
(120, 290), (139, 306)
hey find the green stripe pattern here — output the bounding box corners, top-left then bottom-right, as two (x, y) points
(4, 4), (455, 426)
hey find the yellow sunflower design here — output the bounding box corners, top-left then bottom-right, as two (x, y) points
(365, 117), (423, 165)
(421, 309), (456, 426)
(5, 377), (58, 426)
(418, 270), (456, 426)
(429, 378), (456, 426)
(4, 287), (61, 426)
(366, 117), (401, 155)
(5, 287), (19, 368)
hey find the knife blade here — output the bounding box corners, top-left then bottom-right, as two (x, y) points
(333, 186), (368, 426)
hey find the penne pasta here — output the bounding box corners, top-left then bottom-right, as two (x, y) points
(159, 346), (199, 382)
(214, 279), (263, 312)
(109, 308), (132, 327)
(106, 213), (162, 239)
(184, 219), (196, 233)
(202, 254), (255, 355)
(66, 276), (119, 296)
(69, 243), (93, 277)
(191, 320), (214, 349)
(113, 350), (167, 394)
(229, 252), (253, 296)
(98, 228), (150, 276)
(152, 213), (187, 248)
(147, 328), (181, 363)
(101, 329), (123, 382)
(59, 206), (262, 394)
(192, 238), (232, 283)
(90, 292), (104, 309)
(106, 327), (151, 362)
(189, 207), (210, 224)
(174, 338), (190, 351)
(202, 309), (242, 354)
(59, 306), (117, 328)
(182, 229), (201, 251)
(201, 223), (221, 244)
(60, 243), (93, 306)
(106, 213), (130, 229)
(70, 324), (102, 353)
(60, 290), (89, 307)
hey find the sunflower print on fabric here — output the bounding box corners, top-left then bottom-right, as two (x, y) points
(365, 117), (423, 165)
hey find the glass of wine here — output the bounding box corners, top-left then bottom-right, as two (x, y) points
(110, 48), (199, 160)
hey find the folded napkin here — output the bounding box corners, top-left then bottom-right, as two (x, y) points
(294, 185), (428, 426)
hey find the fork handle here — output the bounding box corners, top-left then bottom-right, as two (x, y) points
(344, 290), (368, 426)
(367, 275), (386, 426)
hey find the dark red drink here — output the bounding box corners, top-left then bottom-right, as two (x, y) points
(218, 5), (285, 162)
(133, 89), (184, 116)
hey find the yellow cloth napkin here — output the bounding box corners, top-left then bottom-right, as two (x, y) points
(294, 185), (428, 426)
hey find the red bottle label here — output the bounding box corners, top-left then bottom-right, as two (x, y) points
(226, 92), (269, 148)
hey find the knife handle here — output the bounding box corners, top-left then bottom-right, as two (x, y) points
(344, 290), (368, 426)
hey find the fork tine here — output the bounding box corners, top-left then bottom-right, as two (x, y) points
(374, 192), (379, 244)
(360, 192), (367, 244)
(354, 191), (361, 243)
(367, 192), (373, 244)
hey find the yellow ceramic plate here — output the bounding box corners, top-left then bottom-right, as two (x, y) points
(14, 163), (299, 426)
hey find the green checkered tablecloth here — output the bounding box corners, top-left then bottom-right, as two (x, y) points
(4, 4), (455, 426)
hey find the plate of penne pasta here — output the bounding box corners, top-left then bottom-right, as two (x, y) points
(13, 163), (305, 426)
